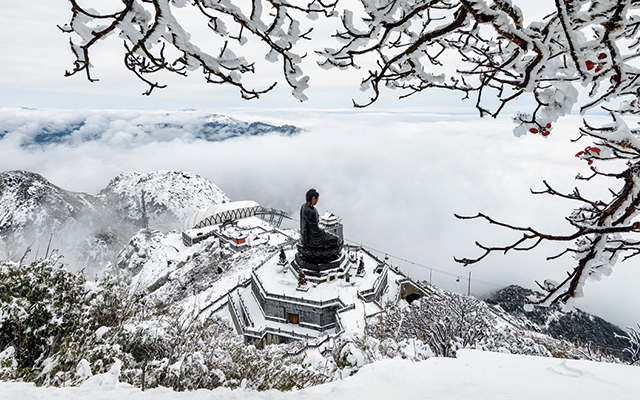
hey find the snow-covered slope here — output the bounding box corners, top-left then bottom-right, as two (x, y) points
(113, 220), (294, 316)
(114, 221), (621, 366)
(485, 285), (628, 359)
(2, 169), (637, 397)
(1, 169), (630, 364)
(0, 170), (97, 238)
(2, 349), (639, 399)
(0, 171), (632, 395)
(0, 170), (100, 263)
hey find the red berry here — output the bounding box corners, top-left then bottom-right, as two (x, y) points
(530, 128), (538, 134)
(586, 60), (595, 70)
(598, 53), (607, 60)
(589, 147), (601, 154)
(575, 151), (585, 157)
(541, 130), (550, 137)
(588, 160), (594, 165)
(595, 65), (602, 73)
(546, 123), (551, 129)
(610, 75), (619, 83)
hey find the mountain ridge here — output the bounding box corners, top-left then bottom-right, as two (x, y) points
(0, 169), (228, 274)
(0, 109), (301, 148)
(484, 284), (628, 358)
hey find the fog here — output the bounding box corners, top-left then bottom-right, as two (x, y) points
(1, 107), (638, 330)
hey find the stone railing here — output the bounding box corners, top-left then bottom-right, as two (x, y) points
(198, 277), (252, 318)
(244, 325), (320, 342)
(357, 266), (388, 302)
(236, 289), (254, 328)
(227, 293), (245, 333)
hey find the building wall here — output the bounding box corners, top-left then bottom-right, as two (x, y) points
(251, 280), (339, 330)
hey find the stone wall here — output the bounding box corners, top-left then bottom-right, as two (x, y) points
(251, 281), (340, 330)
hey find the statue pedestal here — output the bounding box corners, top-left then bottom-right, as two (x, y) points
(291, 251), (348, 284)
(296, 242), (342, 264)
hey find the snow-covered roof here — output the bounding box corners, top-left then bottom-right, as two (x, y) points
(320, 211), (341, 225)
(182, 201), (259, 232)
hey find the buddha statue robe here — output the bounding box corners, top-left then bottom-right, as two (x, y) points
(300, 203), (342, 249)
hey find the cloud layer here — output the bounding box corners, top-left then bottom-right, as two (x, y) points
(0, 109), (299, 148)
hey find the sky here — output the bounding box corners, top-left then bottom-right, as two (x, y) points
(1, 1), (640, 332)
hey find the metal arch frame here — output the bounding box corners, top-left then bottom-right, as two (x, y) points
(255, 206), (290, 228)
(194, 205), (259, 229)
(189, 205), (291, 231)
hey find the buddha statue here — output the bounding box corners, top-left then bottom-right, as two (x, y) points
(298, 188), (343, 263)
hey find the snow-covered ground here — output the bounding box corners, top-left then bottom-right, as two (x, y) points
(2, 349), (637, 399)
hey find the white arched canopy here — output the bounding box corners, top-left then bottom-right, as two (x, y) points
(182, 201), (259, 232)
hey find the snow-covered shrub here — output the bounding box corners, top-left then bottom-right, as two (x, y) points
(0, 255), (329, 390)
(367, 288), (562, 358)
(330, 334), (432, 378)
(367, 291), (497, 357)
(616, 324), (640, 365)
(0, 256), (89, 380)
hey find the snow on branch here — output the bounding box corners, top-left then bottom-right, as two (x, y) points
(62, 0), (640, 115)
(62, 0), (335, 99)
(456, 112), (640, 307)
(616, 323), (640, 365)
(318, 0), (640, 133)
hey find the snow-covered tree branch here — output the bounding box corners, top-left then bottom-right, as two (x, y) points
(62, 1), (640, 307)
(61, 0), (336, 99)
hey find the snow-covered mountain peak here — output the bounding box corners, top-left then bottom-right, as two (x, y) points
(205, 114), (239, 125)
(0, 170), (96, 239)
(98, 170), (229, 231)
(0, 169), (232, 274)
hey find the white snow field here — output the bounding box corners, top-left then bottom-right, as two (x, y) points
(2, 349), (638, 400)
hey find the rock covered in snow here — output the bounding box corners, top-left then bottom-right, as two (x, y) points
(114, 228), (183, 284)
(80, 358), (121, 389)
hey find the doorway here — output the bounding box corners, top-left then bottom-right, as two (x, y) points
(287, 313), (299, 324)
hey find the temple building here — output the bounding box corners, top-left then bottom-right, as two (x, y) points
(183, 200), (428, 347)
(319, 212), (343, 240)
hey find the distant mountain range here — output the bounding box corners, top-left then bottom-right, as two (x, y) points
(0, 109), (300, 147)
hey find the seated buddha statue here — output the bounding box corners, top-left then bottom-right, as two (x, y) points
(298, 188), (343, 263)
